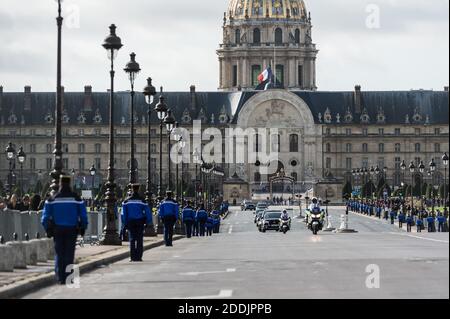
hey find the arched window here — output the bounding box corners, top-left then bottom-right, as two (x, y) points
(235, 29), (241, 44)
(251, 65), (262, 87)
(271, 134), (281, 152)
(295, 28), (300, 44)
(326, 143), (331, 153)
(253, 28), (261, 45)
(275, 28), (283, 45)
(289, 134), (299, 152)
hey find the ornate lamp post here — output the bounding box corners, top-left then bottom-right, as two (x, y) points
(164, 110), (176, 192)
(172, 122), (182, 201)
(154, 88), (168, 198)
(17, 147), (26, 197)
(418, 161), (425, 205)
(409, 161), (416, 208)
(71, 168), (76, 189)
(443, 152), (449, 212)
(430, 158), (437, 214)
(400, 160), (407, 197)
(143, 78), (157, 203)
(50, 0), (65, 195)
(179, 136), (187, 205)
(124, 53), (141, 186)
(102, 24), (123, 245)
(90, 164), (96, 212)
(193, 149), (200, 207)
(5, 142), (16, 196)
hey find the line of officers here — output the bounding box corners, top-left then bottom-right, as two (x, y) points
(40, 176), (226, 285)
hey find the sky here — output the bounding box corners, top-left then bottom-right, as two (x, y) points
(0, 0), (448, 93)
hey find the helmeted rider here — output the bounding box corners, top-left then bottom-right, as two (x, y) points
(309, 197), (321, 212)
(281, 210), (290, 221)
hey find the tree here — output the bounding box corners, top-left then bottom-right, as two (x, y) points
(0, 180), (5, 197)
(34, 180), (43, 195)
(421, 182), (428, 197)
(412, 181), (422, 197)
(376, 177), (386, 193)
(342, 181), (353, 199)
(378, 184), (392, 199)
(439, 184), (449, 200)
(362, 180), (376, 198)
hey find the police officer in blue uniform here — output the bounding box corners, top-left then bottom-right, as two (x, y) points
(196, 204), (208, 237)
(182, 201), (196, 238)
(158, 191), (179, 246)
(41, 176), (88, 285)
(121, 184), (153, 262)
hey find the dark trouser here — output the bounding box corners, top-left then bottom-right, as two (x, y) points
(399, 221), (403, 228)
(407, 224), (412, 232)
(128, 219), (145, 261)
(417, 225), (422, 232)
(53, 226), (78, 284)
(438, 223), (444, 232)
(206, 227), (213, 236)
(193, 221), (199, 236)
(391, 217), (394, 224)
(184, 220), (194, 238)
(162, 216), (177, 246)
(428, 224), (434, 232)
(214, 224), (220, 233)
(198, 220), (207, 237)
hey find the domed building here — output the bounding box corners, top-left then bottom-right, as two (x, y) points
(218, 0), (318, 91)
(0, 0), (448, 205)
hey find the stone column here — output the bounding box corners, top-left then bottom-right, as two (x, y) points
(288, 59), (296, 88)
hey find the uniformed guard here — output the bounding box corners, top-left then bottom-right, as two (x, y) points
(158, 191), (179, 246)
(196, 204), (208, 237)
(121, 184), (153, 262)
(206, 214), (214, 236)
(41, 176), (88, 285)
(182, 201), (196, 238)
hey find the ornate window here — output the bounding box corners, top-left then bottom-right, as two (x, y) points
(253, 28), (261, 44)
(275, 28), (283, 45)
(289, 134), (299, 152)
(251, 65), (262, 87)
(235, 29), (241, 44)
(294, 28), (300, 44)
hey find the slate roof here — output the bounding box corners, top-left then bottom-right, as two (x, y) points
(0, 88), (448, 126)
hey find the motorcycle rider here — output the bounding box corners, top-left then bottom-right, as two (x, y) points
(280, 209), (291, 232)
(307, 198), (324, 229)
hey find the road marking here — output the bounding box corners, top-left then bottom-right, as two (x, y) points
(228, 226), (233, 234)
(185, 290), (233, 299)
(179, 268), (236, 276)
(393, 233), (449, 244)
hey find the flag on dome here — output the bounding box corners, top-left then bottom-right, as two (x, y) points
(255, 66), (273, 91)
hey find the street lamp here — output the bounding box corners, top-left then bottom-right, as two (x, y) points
(124, 52), (141, 186)
(102, 23), (123, 245)
(164, 109), (176, 192)
(71, 168), (76, 189)
(443, 152), (449, 212)
(155, 88), (168, 198)
(17, 147), (26, 198)
(400, 160), (407, 192)
(409, 161), (415, 208)
(430, 158), (437, 213)
(418, 161), (425, 205)
(193, 149), (200, 207)
(5, 142), (16, 196)
(90, 164), (96, 211)
(50, 0), (65, 195)
(143, 77), (157, 206)
(173, 122), (181, 201)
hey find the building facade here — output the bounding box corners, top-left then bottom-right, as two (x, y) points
(0, 0), (448, 202)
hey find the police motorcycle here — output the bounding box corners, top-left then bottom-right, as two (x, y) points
(279, 219), (290, 234)
(307, 207), (324, 235)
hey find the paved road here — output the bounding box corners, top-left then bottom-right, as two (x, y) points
(24, 207), (449, 299)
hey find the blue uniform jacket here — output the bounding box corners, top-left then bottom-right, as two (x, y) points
(437, 216), (446, 224)
(427, 216), (435, 224)
(196, 209), (208, 222)
(182, 206), (196, 222)
(41, 191), (88, 229)
(158, 200), (179, 220)
(121, 195), (152, 226)
(206, 217), (214, 229)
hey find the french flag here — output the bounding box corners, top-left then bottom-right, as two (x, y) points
(256, 66), (273, 90)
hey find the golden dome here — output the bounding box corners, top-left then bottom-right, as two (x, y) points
(228, 0), (308, 20)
